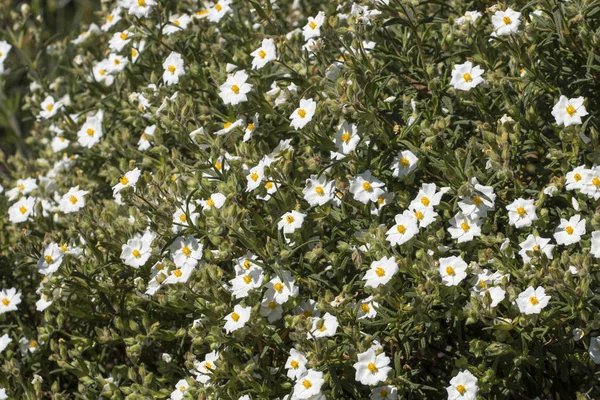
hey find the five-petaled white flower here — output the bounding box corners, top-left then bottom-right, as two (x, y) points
(162, 52), (185, 86)
(59, 186), (89, 213)
(219, 70), (253, 106)
(364, 256), (398, 288)
(290, 98), (317, 130)
(353, 348), (392, 386)
(515, 286), (550, 314)
(450, 61), (484, 91)
(552, 96), (588, 127)
(446, 370), (478, 400)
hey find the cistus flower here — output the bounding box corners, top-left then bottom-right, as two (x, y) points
(290, 98), (317, 130)
(450, 61), (484, 91)
(515, 286), (551, 314)
(251, 38), (277, 70)
(446, 370), (478, 400)
(491, 8), (521, 36)
(353, 348), (392, 386)
(162, 52), (185, 86)
(552, 96), (588, 127)
(0, 288), (21, 314)
(219, 70), (253, 106)
(363, 256), (398, 288)
(438, 255), (468, 286)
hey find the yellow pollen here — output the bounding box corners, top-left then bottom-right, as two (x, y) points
(315, 186), (325, 195)
(565, 226), (574, 235)
(29, 340), (37, 348)
(46, 104), (54, 112)
(574, 173), (582, 181)
(179, 386), (186, 392)
(532, 245), (540, 251)
(171, 174), (177, 181)
(131, 49), (138, 57)
(132, 249), (141, 258)
(173, 269), (182, 277)
(251, 172), (259, 181)
(400, 157), (410, 167)
(119, 176), (129, 185)
(19, 206), (27, 214)
(414, 211), (424, 220)
(168, 65), (176, 73)
(243, 275), (252, 284)
(59, 137), (65, 142)
(204, 362), (212, 370)
(231, 85), (240, 94)
(367, 363), (378, 373)
(69, 195), (78, 204)
(319, 324), (327, 332)
(120, 32), (128, 40)
(243, 260), (252, 269)
(268, 301), (277, 309)
(478, 279), (487, 288)
(44, 255), (53, 264)
(303, 310), (312, 317)
(156, 263), (164, 270)
(361, 303), (370, 312)
(259, 50), (267, 59)
(593, 177), (600, 187)
(197, 10), (209, 16)
(265, 182), (274, 190)
(503, 16), (511, 25)
(341, 132), (351, 142)
(421, 196), (430, 206)
(377, 196), (385, 205)
(463, 72), (473, 82)
(362, 182), (371, 191)
(456, 384), (466, 395)
(247, 123), (254, 131)
(215, 3), (222, 11)
(529, 296), (539, 305)
(86, 128), (95, 136)
(446, 266), (455, 276)
(17, 183), (25, 191)
(107, 15), (113, 22)
(566, 105), (576, 117)
(179, 214), (187, 222)
(181, 246), (192, 256)
(375, 267), (385, 277)
(1, 298), (9, 306)
(114, 58), (120, 65)
(290, 360), (299, 369)
(80, 31), (88, 37)
(302, 379), (312, 389)
(380, 390), (389, 397)
(99, 69), (106, 76)
(309, 21), (317, 30)
(206, 198), (215, 207)
(516, 207), (526, 217)
(273, 282), (284, 292)
(297, 109), (307, 118)
(214, 161), (222, 170)
(286, 215), (295, 224)
(461, 222), (470, 231)
(397, 224), (406, 234)
(223, 122), (232, 129)
(60, 244), (68, 252)
(174, 20), (180, 25)
(231, 312), (240, 322)
(472, 196), (482, 205)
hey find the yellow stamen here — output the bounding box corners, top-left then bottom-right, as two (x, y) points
(286, 215), (295, 224)
(361, 303), (370, 312)
(182, 246), (192, 256)
(243, 275), (252, 284)
(19, 206), (27, 214)
(273, 282), (284, 292)
(375, 267), (385, 277)
(302, 379), (312, 389)
(362, 182), (371, 191)
(119, 176), (129, 185)
(516, 207), (526, 217)
(397, 224), (406, 234)
(461, 222), (470, 232)
(315, 186), (324, 195)
(1, 298), (9, 306)
(251, 172), (259, 181)
(446, 266), (455, 276)
(400, 157), (410, 167)
(44, 255), (53, 264)
(367, 363), (378, 373)
(268, 301), (277, 309)
(86, 128), (95, 137)
(168, 65), (176, 73)
(120, 32), (128, 40)
(173, 269), (182, 277)
(565, 226), (574, 235)
(132, 249), (141, 258)
(231, 312), (240, 322)
(297, 109), (307, 118)
(69, 195), (78, 204)
(456, 384), (466, 395)
(529, 296), (539, 305)
(309, 21), (317, 30)
(290, 360), (299, 369)
(341, 132), (351, 142)
(231, 85), (240, 94)
(258, 50), (267, 59)
(463, 72), (473, 82)
(503, 16), (511, 25)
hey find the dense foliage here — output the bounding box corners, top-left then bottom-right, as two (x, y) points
(1, 0), (600, 399)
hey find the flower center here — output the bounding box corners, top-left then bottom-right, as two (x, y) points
(231, 85), (240, 94)
(290, 360), (299, 369)
(565, 226), (574, 235)
(120, 32), (128, 40)
(456, 384), (467, 395)
(182, 245), (192, 256)
(362, 182), (371, 191)
(60, 244), (68, 252)
(286, 215), (295, 224)
(132, 249), (141, 258)
(503, 16), (511, 25)
(478, 279), (487, 288)
(215, 4), (223, 11)
(223, 122), (232, 129)
(460, 222), (470, 231)
(1, 298), (9, 306)
(516, 207), (526, 217)
(107, 15), (113, 22)
(268, 301), (277, 309)
(397, 224), (406, 234)
(421, 196), (430, 206)
(251, 172), (259, 181)
(120, 176), (129, 185)
(463, 72), (473, 82)
(247, 123), (254, 131)
(86, 128), (95, 137)
(529, 296), (539, 305)
(341, 132), (351, 142)
(131, 49), (138, 57)
(243, 260), (252, 269)
(375, 267), (385, 277)
(367, 363), (378, 373)
(400, 157), (410, 166)
(243, 275), (252, 284)
(69, 195), (78, 204)
(532, 245), (540, 251)
(377, 196), (385, 205)
(361, 303), (370, 312)
(302, 379), (312, 389)
(446, 266), (455, 276)
(380, 390), (389, 397)
(298, 109), (307, 118)
(19, 205), (27, 214)
(173, 269), (182, 277)
(206, 198), (215, 207)
(574, 173), (582, 181)
(593, 177), (600, 187)
(472, 196), (482, 205)
(44, 255), (53, 264)
(179, 214), (187, 222)
(309, 21), (317, 30)
(46, 104), (54, 111)
(231, 312), (240, 322)
(259, 50), (267, 59)
(174, 20), (180, 25)
(168, 65), (176, 73)
(17, 183), (25, 191)
(179, 386), (186, 392)
(214, 161), (222, 170)
(315, 186), (324, 195)
(566, 105), (576, 117)
(414, 211), (424, 220)
(273, 282), (284, 292)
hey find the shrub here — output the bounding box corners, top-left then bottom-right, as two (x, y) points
(1, 0), (600, 399)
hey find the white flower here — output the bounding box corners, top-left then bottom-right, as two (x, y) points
(303, 12), (326, 41)
(164, 14), (192, 35)
(200, 193), (226, 211)
(107, 53), (128, 73)
(170, 236), (203, 268)
(6, 177), (37, 201)
(0, 288), (21, 314)
(409, 206), (438, 228)
(439, 256), (468, 286)
(208, 0), (232, 22)
(580, 166), (600, 199)
(58, 186), (88, 213)
(162, 52), (185, 86)
(363, 256), (398, 288)
(77, 115), (103, 149)
(192, 350), (219, 384)
(515, 286), (551, 314)
(71, 24), (99, 44)
(491, 8), (521, 36)
(8, 196), (36, 223)
(93, 59), (114, 86)
(163, 265), (195, 285)
(170, 378), (189, 400)
(353, 348), (392, 386)
(36, 294), (53, 312)
(308, 312), (338, 338)
(285, 349), (308, 380)
(303, 175), (335, 207)
(386, 210), (419, 246)
(37, 243), (63, 275)
(101, 8), (122, 31)
(446, 370), (478, 400)
(591, 231), (600, 258)
(457, 178), (496, 218)
(334, 120), (360, 154)
(251, 38), (277, 69)
(553, 214), (585, 245)
(290, 98), (317, 130)
(224, 304), (251, 333)
(448, 212), (482, 243)
(112, 168), (141, 196)
(260, 296), (283, 322)
(450, 61), (484, 91)
(479, 286), (506, 308)
(409, 183), (449, 210)
(278, 211), (306, 234)
(294, 369), (324, 399)
(229, 267), (264, 299)
(0, 334), (12, 353)
(246, 162), (266, 192)
(357, 296), (378, 320)
(506, 198), (537, 228)
(551, 96), (588, 127)
(128, 0), (157, 18)
(588, 336), (600, 364)
(219, 70), (252, 105)
(121, 231), (155, 268)
(391, 150), (418, 177)
(350, 170), (386, 204)
(370, 386), (397, 400)
(264, 270), (298, 304)
(51, 136), (70, 152)
(518, 235), (554, 265)
(566, 165), (588, 191)
(456, 11), (482, 25)
(109, 30), (132, 52)
(39, 96), (63, 119)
